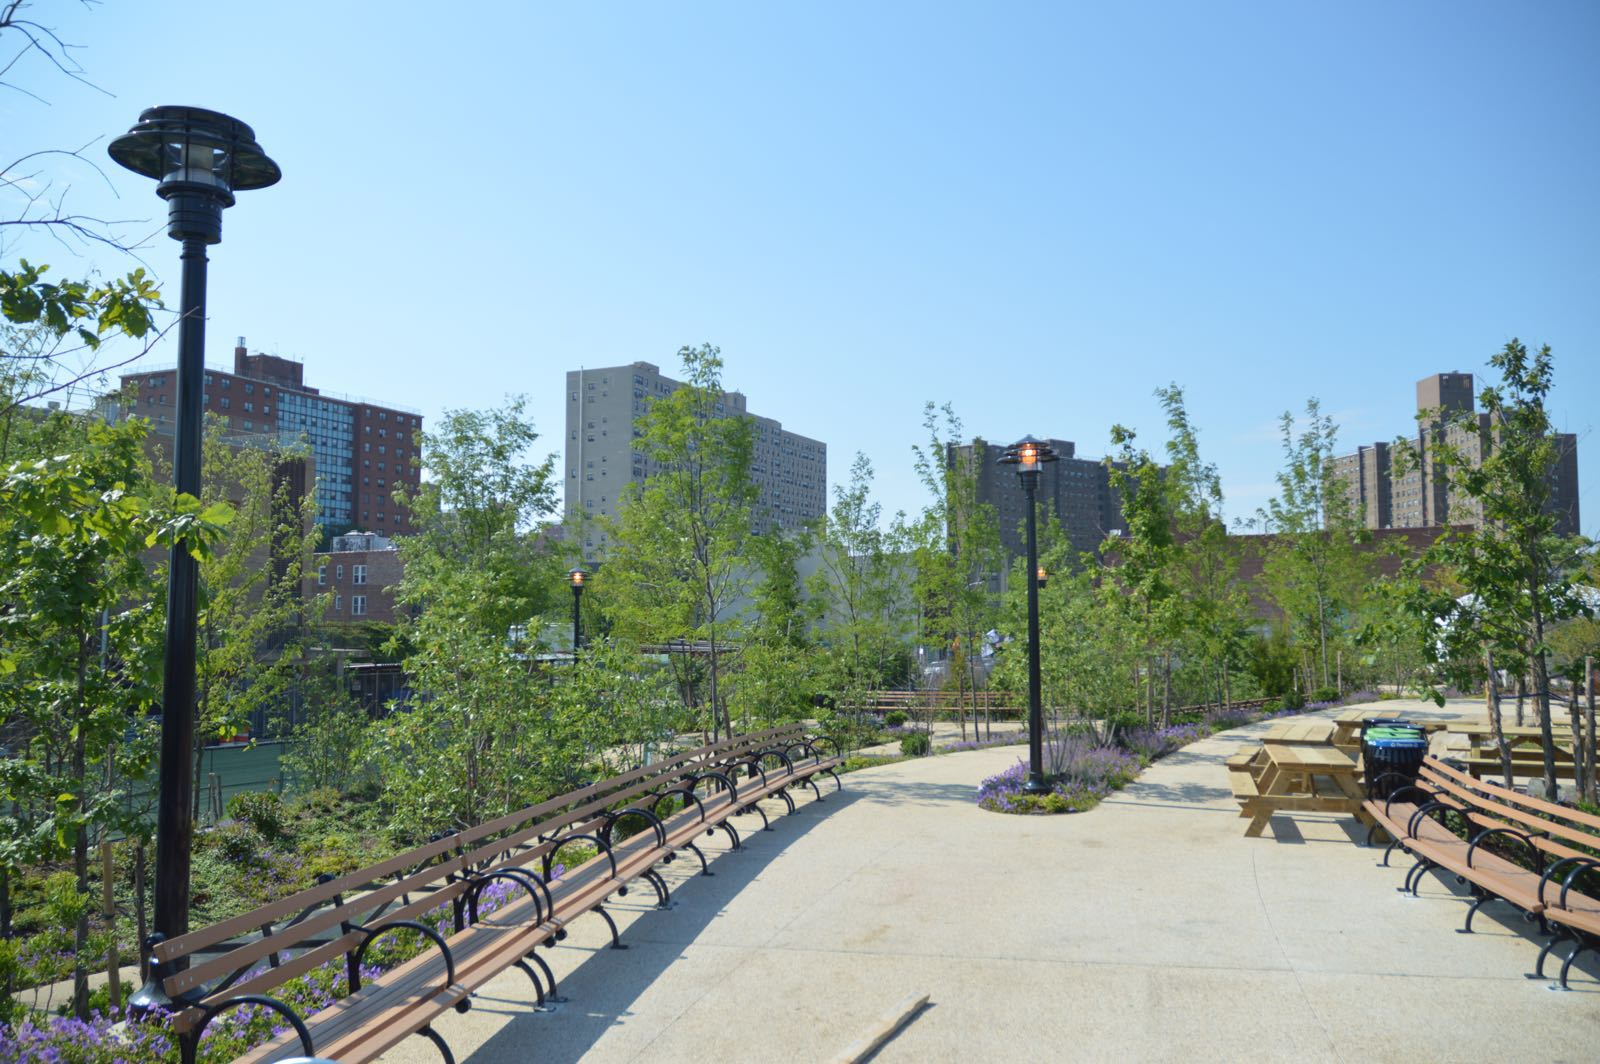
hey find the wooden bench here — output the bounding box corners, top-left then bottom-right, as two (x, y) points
(130, 724), (842, 1063)
(1362, 756), (1600, 989)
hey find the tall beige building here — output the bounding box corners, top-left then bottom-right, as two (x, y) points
(565, 362), (826, 553)
(1331, 372), (1580, 535)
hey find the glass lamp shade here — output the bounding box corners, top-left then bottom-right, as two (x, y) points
(569, 568), (587, 588)
(998, 435), (1059, 472)
(108, 106), (280, 198)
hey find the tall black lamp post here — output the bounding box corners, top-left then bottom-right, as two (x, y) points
(109, 107), (279, 948)
(999, 436), (1058, 794)
(569, 567), (588, 653)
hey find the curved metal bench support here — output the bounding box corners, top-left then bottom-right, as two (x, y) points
(642, 868), (672, 909)
(1466, 826), (1543, 873)
(716, 818), (742, 850)
(1559, 857), (1600, 910)
(542, 831), (618, 881)
(593, 903), (627, 949)
(511, 957), (547, 1007)
(419, 1024), (456, 1064)
(352, 920), (469, 1013)
(183, 994), (313, 1064)
(466, 868), (548, 928)
(1537, 856), (1598, 908)
(774, 784), (798, 814)
(684, 840), (711, 875)
(1558, 933), (1594, 991)
(739, 800), (772, 831)
(650, 786), (708, 823)
(526, 947), (566, 1004)
(600, 806), (668, 850)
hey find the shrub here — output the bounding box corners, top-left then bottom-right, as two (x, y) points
(227, 790), (289, 841)
(1311, 686), (1340, 704)
(900, 732), (931, 756)
(884, 710), (908, 727)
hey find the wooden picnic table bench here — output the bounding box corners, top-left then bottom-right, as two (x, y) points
(1361, 755), (1600, 989)
(130, 723), (842, 1064)
(1233, 741), (1366, 837)
(1442, 722), (1583, 781)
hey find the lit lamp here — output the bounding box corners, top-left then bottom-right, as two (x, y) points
(999, 436), (1058, 794)
(1036, 565), (1049, 589)
(109, 107), (279, 951)
(569, 567), (588, 654)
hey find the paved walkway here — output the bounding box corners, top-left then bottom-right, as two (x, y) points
(387, 701), (1599, 1063)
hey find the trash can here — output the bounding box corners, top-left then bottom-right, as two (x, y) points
(1363, 723), (1428, 800)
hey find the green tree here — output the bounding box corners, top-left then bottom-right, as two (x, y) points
(380, 398), (564, 832)
(601, 345), (757, 740)
(1102, 422), (1180, 724)
(909, 405), (1002, 740)
(1403, 341), (1591, 799)
(0, 417), (227, 1017)
(1258, 399), (1371, 693)
(808, 453), (910, 716)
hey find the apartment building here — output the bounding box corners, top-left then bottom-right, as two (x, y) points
(122, 340), (423, 537)
(313, 531), (404, 624)
(949, 437), (1133, 560)
(1331, 372), (1580, 536)
(565, 361), (826, 551)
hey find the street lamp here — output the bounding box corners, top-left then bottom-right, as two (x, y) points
(999, 436), (1058, 794)
(568, 567), (588, 653)
(1036, 565), (1049, 589)
(108, 107), (279, 948)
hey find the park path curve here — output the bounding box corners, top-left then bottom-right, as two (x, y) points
(384, 702), (1599, 1064)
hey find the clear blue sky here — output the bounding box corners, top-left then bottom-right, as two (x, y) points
(7, 1), (1597, 534)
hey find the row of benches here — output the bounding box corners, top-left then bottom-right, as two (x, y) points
(1363, 755), (1600, 989)
(131, 723), (843, 1064)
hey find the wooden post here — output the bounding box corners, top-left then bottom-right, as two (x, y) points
(1336, 649), (1342, 695)
(101, 840), (121, 1010)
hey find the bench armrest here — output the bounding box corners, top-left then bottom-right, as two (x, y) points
(543, 831), (617, 879)
(1560, 857), (1600, 910)
(600, 806), (668, 850)
(467, 868), (552, 927)
(649, 786), (708, 823)
(190, 994), (315, 1058)
(1465, 826), (1542, 872)
(352, 919), (460, 1004)
(1537, 856), (1598, 908)
(692, 769), (740, 801)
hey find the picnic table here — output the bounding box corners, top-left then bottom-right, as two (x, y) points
(1329, 708), (1460, 750)
(1260, 719), (1336, 746)
(1231, 741), (1367, 837)
(1443, 721), (1582, 780)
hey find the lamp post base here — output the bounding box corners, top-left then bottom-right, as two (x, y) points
(1022, 774), (1052, 795)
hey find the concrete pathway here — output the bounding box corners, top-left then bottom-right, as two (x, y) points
(386, 701), (1599, 1063)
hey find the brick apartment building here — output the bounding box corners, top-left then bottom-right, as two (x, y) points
(122, 340), (424, 539)
(565, 361), (826, 553)
(1330, 372), (1580, 536)
(313, 531), (404, 624)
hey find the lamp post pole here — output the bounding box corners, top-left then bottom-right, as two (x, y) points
(108, 107), (279, 950)
(569, 567), (587, 655)
(999, 436), (1058, 795)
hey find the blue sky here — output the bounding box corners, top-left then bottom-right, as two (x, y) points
(6, 1), (1597, 534)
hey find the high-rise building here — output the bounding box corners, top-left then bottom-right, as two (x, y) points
(1331, 372), (1580, 535)
(949, 437), (1133, 560)
(121, 340), (424, 537)
(564, 362), (826, 552)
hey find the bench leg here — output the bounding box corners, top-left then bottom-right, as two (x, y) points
(594, 904), (628, 950)
(1459, 886), (1495, 933)
(527, 948), (566, 1004)
(825, 766), (842, 791)
(643, 869), (673, 910)
(1531, 930), (1569, 980)
(685, 840), (712, 876)
(777, 785), (799, 812)
(740, 802), (772, 831)
(715, 821), (741, 851)
(1401, 856), (1432, 896)
(1557, 934), (1594, 992)
(418, 1025), (456, 1064)
(1244, 810), (1272, 837)
(512, 958), (547, 1007)
(797, 776), (822, 804)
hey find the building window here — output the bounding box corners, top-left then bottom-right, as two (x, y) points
(317, 565), (326, 586)
(352, 564), (366, 585)
(334, 594), (342, 612)
(218, 397), (226, 409)
(336, 564), (344, 580)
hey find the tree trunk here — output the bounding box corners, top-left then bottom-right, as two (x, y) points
(1530, 639), (1558, 802)
(72, 637), (91, 1020)
(1486, 648), (1513, 788)
(1222, 659), (1232, 712)
(1336, 649), (1342, 695)
(956, 645), (968, 742)
(1515, 673), (1526, 727)
(1145, 654), (1155, 726)
(135, 840), (149, 981)
(1160, 652), (1172, 728)
(1586, 656), (1597, 806)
